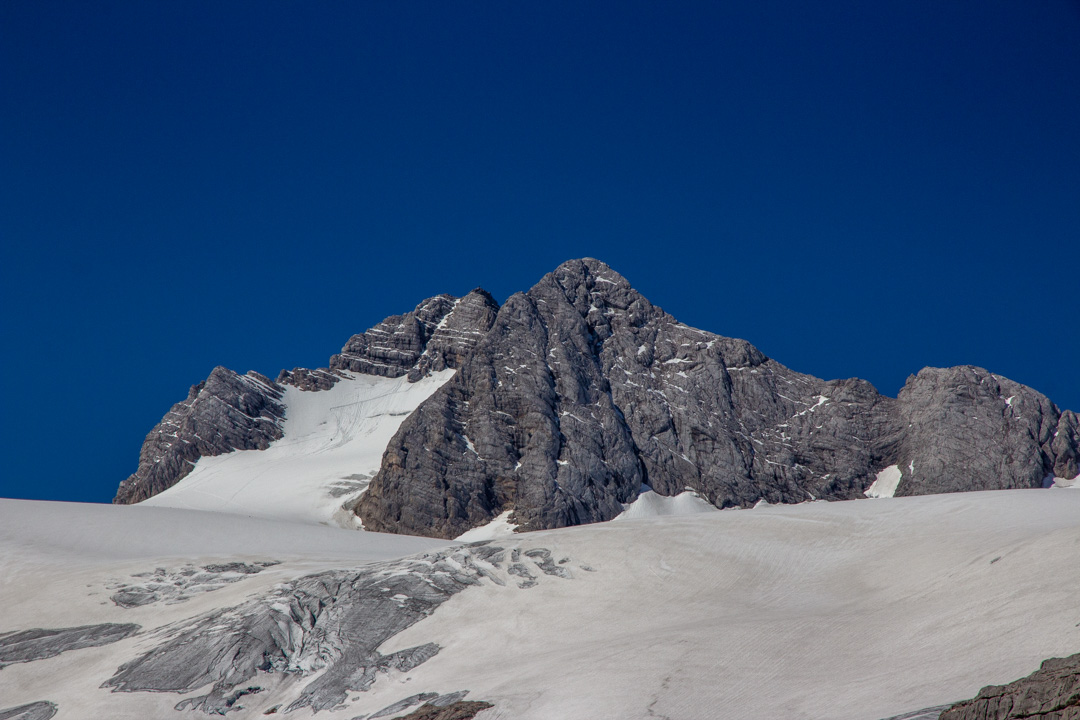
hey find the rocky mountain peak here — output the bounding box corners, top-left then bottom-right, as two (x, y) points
(113, 368), (286, 504)
(534, 257), (657, 331)
(894, 365), (1075, 496)
(115, 289), (500, 505)
(116, 259), (1079, 538)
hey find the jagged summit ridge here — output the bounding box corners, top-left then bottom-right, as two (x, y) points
(357, 258), (899, 535)
(113, 290), (498, 505)
(116, 258), (1079, 538)
(327, 288), (499, 382)
(113, 369), (286, 505)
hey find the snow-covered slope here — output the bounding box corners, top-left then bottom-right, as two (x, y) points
(612, 485), (718, 520)
(5, 490), (1080, 719)
(140, 370), (454, 527)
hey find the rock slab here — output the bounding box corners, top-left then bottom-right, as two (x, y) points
(939, 653), (1080, 720)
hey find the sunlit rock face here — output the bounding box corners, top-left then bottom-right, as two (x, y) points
(115, 258), (1080, 538)
(357, 258), (1078, 538)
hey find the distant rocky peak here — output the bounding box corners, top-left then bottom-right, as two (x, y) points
(408, 288), (500, 381)
(117, 257), (1080, 531)
(114, 366), (287, 504)
(325, 289), (500, 382)
(894, 365), (1068, 497)
(537, 258), (654, 323)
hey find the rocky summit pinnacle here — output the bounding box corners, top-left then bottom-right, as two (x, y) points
(115, 258), (1080, 538)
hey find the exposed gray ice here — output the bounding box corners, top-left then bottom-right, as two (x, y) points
(0, 624), (140, 669)
(107, 561), (279, 608)
(0, 702), (58, 720)
(104, 543), (580, 714)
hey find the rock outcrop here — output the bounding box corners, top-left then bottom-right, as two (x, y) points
(0, 702), (58, 720)
(327, 289), (499, 381)
(939, 652), (1080, 720)
(356, 259), (1078, 537)
(116, 258), (1080, 538)
(392, 700), (495, 720)
(113, 368), (286, 504)
(893, 367), (1074, 496)
(113, 290), (499, 505)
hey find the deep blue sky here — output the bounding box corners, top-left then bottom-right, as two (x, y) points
(2, 1), (1078, 503)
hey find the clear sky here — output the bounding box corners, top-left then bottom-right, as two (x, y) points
(2, 1), (1078, 503)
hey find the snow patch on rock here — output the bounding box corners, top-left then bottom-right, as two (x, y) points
(866, 465), (903, 498)
(455, 511), (519, 542)
(140, 370), (455, 527)
(1046, 472), (1080, 489)
(613, 486), (717, 521)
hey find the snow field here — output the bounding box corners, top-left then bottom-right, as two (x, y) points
(140, 370), (455, 527)
(5, 490), (1080, 718)
(0, 499), (453, 719)
(380, 489), (1080, 720)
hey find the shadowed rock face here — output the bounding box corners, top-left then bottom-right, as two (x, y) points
(115, 258), (1079, 537)
(938, 653), (1080, 720)
(0, 702), (58, 720)
(0, 624), (140, 668)
(113, 368), (286, 504)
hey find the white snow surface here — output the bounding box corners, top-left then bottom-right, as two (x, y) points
(0, 499), (452, 719)
(865, 464), (903, 498)
(454, 509), (519, 541)
(141, 370), (455, 527)
(1048, 471), (1080, 489)
(613, 486), (718, 520)
(6, 490), (1080, 719)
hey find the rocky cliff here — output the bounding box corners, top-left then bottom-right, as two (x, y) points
(116, 259), (1079, 538)
(939, 653), (1080, 720)
(113, 289), (498, 505)
(356, 259), (1078, 537)
(113, 369), (286, 505)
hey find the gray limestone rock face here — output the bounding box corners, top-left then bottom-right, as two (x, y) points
(357, 259), (1079, 537)
(115, 257), (1080, 535)
(938, 652), (1080, 720)
(113, 368), (285, 504)
(114, 290), (498, 505)
(893, 366), (1065, 497)
(0, 623), (140, 668)
(328, 290), (499, 380)
(0, 702), (58, 720)
(357, 259), (905, 537)
(1052, 411), (1080, 481)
